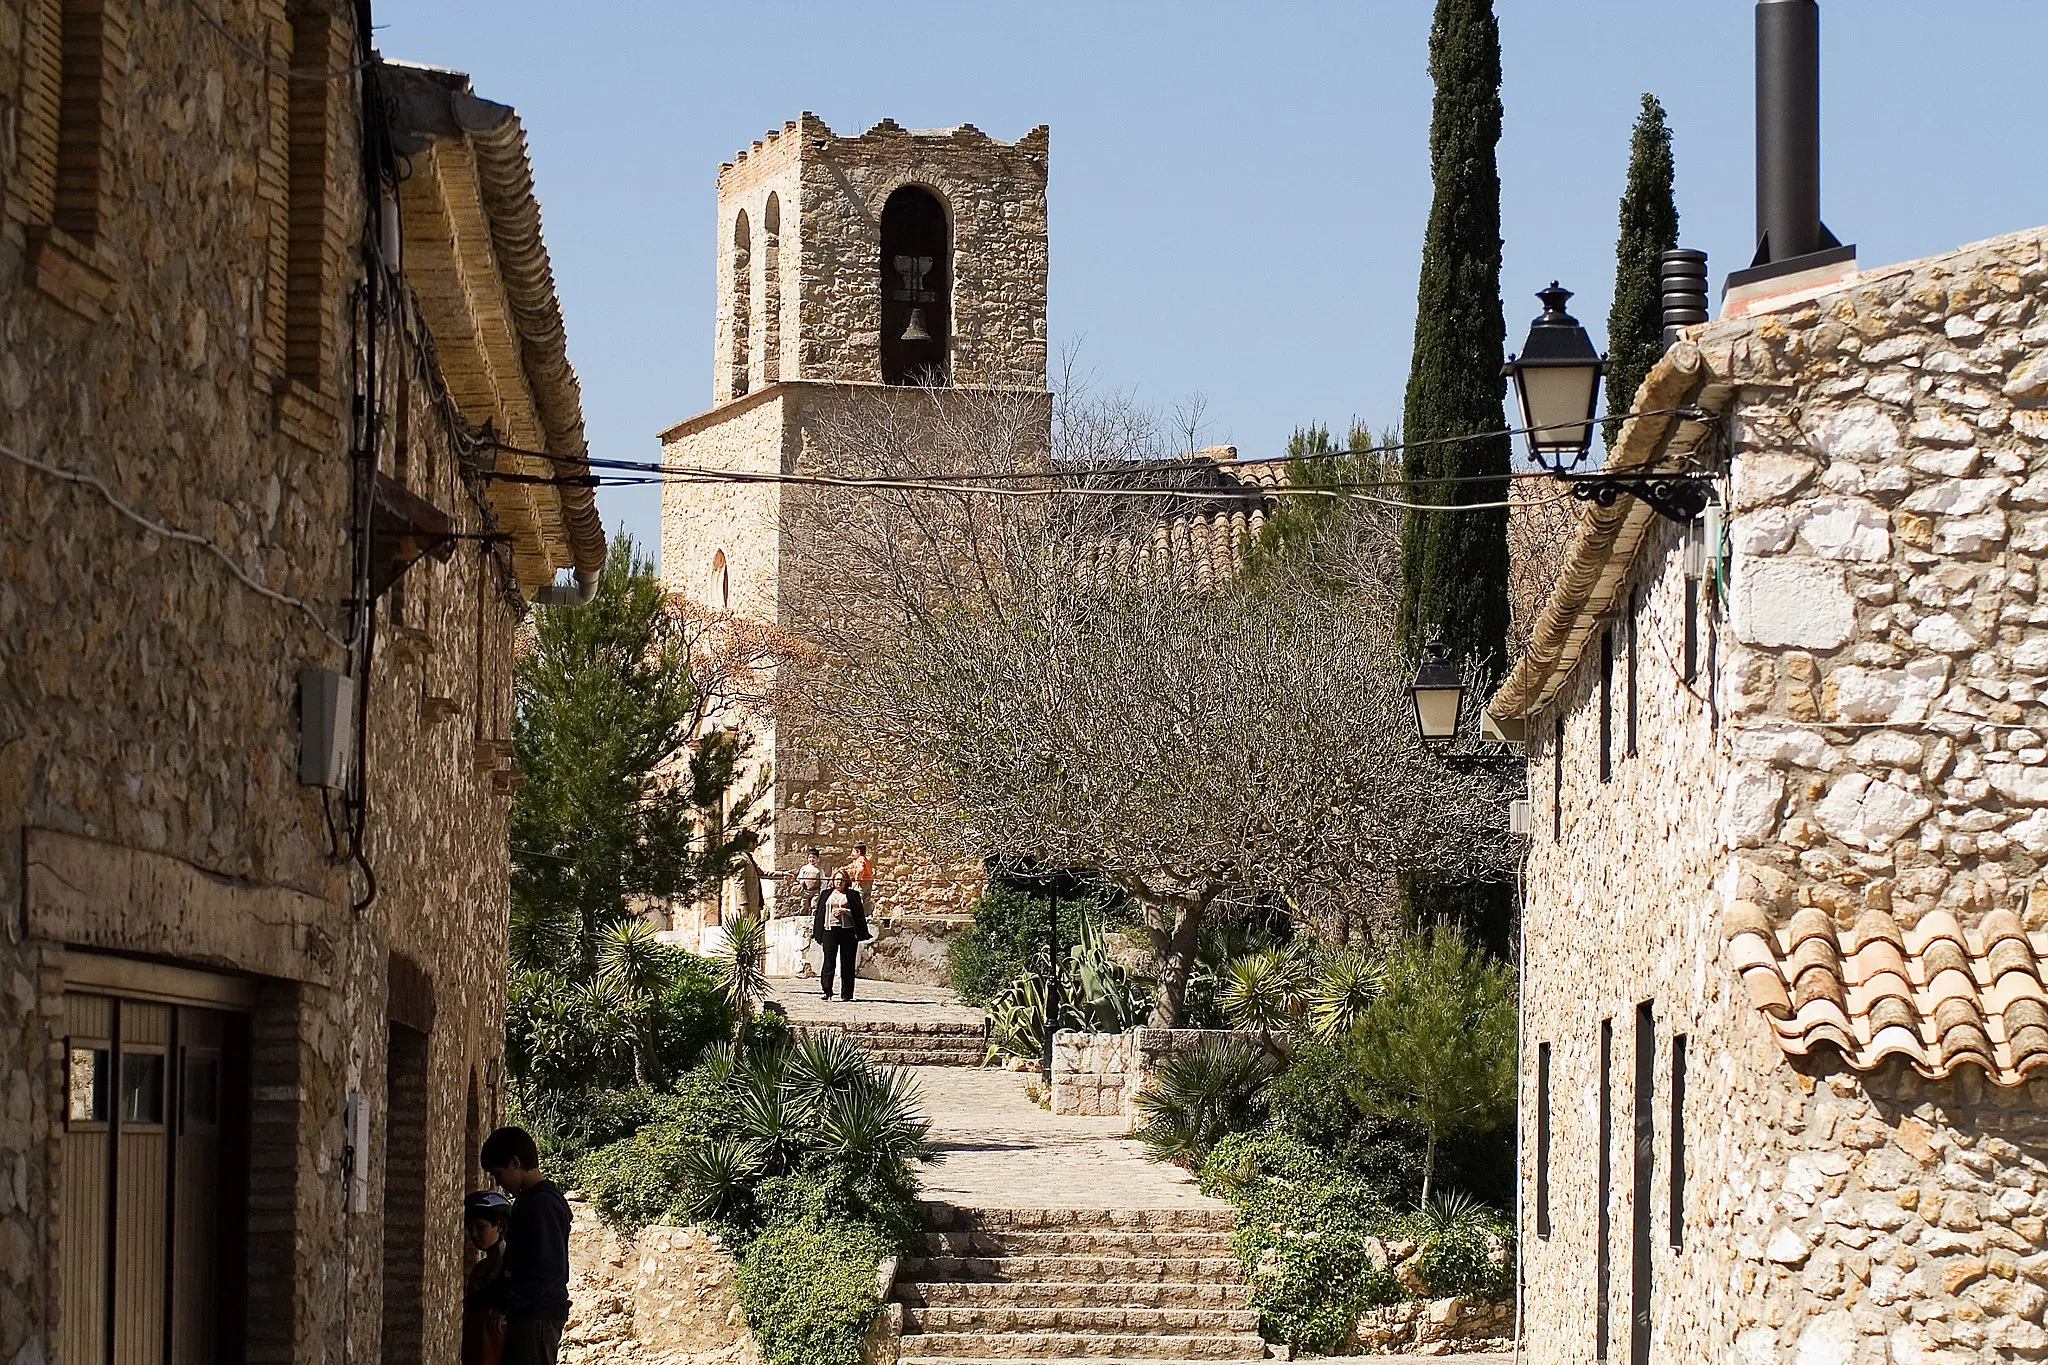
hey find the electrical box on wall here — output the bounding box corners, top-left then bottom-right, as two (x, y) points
(1509, 798), (1532, 837)
(300, 669), (355, 789)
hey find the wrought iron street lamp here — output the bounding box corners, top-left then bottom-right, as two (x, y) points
(1503, 283), (1606, 470)
(1503, 283), (1716, 524)
(1407, 642), (1466, 747)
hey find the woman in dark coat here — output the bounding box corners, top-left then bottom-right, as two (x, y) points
(812, 870), (870, 1001)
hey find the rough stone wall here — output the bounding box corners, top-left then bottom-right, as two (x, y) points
(1518, 225), (2048, 1364)
(563, 1201), (762, 1365)
(710, 113), (1048, 394)
(1051, 1029), (1253, 1122)
(0, 5), (534, 1361)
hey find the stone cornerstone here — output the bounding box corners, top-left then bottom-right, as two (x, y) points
(1491, 225), (2048, 1363)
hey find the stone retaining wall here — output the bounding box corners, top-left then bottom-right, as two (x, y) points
(1051, 1028), (1256, 1120)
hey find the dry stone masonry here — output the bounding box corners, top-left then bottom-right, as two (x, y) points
(1491, 225), (2048, 1363)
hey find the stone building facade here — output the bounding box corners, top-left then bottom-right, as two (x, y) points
(1488, 225), (2048, 1363)
(661, 115), (1053, 935)
(0, 9), (600, 1364)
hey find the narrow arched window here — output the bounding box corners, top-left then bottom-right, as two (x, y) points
(730, 212), (752, 398)
(762, 194), (782, 385)
(710, 549), (730, 609)
(879, 186), (949, 385)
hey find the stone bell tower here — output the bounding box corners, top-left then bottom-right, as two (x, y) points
(659, 114), (1052, 961)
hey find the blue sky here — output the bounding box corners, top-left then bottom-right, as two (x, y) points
(378, 2), (2048, 563)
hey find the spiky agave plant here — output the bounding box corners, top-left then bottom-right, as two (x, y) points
(1133, 1036), (1277, 1169)
(1306, 947), (1383, 1042)
(819, 1066), (940, 1182)
(732, 1061), (809, 1177)
(716, 916), (770, 1035)
(1217, 949), (1311, 1034)
(783, 1029), (869, 1111)
(677, 1136), (768, 1220)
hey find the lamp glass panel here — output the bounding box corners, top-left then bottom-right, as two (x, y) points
(1413, 686), (1464, 742)
(1519, 366), (1600, 453)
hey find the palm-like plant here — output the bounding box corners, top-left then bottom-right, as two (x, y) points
(718, 916), (770, 1032)
(1306, 946), (1383, 1042)
(733, 1065), (809, 1175)
(597, 918), (681, 1085)
(820, 1067), (940, 1180)
(677, 1136), (768, 1219)
(1217, 949), (1311, 1034)
(1133, 1036), (1277, 1168)
(785, 1030), (869, 1109)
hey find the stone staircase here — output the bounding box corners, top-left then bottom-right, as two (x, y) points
(804, 1017), (989, 1068)
(892, 1204), (1269, 1362)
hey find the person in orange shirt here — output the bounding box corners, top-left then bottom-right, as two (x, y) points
(844, 842), (875, 906)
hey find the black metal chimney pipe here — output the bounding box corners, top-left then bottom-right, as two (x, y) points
(1754, 0), (1825, 265)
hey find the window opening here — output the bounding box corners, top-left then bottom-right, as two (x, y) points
(730, 211), (752, 398)
(1597, 1017), (1613, 1361)
(762, 193), (782, 384)
(879, 186), (950, 385)
(1626, 591), (1639, 758)
(1631, 1003), (1655, 1365)
(710, 550), (730, 610)
(1552, 717), (1564, 841)
(285, 8), (336, 386)
(1536, 1041), (1552, 1238)
(54, 0), (112, 240)
(1669, 1035), (1687, 1249)
(1599, 629), (1614, 783)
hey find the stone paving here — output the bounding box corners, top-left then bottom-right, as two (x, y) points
(766, 974), (985, 1029)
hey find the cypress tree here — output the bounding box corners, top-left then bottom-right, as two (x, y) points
(1398, 0), (1510, 670)
(1605, 94), (1679, 437)
(1396, 0), (1516, 958)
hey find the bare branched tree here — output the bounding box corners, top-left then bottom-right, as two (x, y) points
(779, 387), (1516, 1024)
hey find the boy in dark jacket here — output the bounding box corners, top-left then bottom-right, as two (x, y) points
(479, 1127), (573, 1365)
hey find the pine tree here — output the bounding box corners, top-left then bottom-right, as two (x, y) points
(510, 534), (763, 976)
(1605, 94), (1679, 438)
(1398, 0), (1511, 669)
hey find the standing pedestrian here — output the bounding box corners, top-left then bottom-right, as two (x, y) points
(845, 842), (876, 907)
(479, 1127), (572, 1365)
(812, 870), (870, 1001)
(462, 1191), (512, 1365)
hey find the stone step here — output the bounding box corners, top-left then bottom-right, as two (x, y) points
(901, 1306), (1261, 1335)
(902, 1256), (1245, 1285)
(861, 1048), (988, 1068)
(896, 1330), (1268, 1360)
(897, 1281), (1252, 1310)
(813, 1020), (987, 1038)
(923, 1205), (1235, 1233)
(924, 1230), (1237, 1258)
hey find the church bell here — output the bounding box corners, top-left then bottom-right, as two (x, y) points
(899, 308), (933, 343)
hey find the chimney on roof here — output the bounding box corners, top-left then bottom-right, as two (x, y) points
(1723, 0), (1857, 316)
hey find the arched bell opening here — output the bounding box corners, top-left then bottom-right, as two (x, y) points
(879, 185), (950, 386)
(730, 211), (752, 398)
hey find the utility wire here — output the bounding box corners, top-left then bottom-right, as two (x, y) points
(1, 438), (350, 650)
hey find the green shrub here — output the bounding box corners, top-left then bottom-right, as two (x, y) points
(1133, 1036), (1276, 1168)
(1405, 1191), (1515, 1299)
(1201, 1128), (1402, 1354)
(578, 1111), (698, 1226)
(738, 1218), (894, 1365)
(950, 885), (1091, 1007)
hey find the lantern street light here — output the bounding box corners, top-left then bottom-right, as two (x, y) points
(1502, 283), (1717, 524)
(1407, 641), (1466, 748)
(1503, 283), (1606, 471)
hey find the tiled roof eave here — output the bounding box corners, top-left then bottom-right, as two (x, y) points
(1487, 341), (1716, 723)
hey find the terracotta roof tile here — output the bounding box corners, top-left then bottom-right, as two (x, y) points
(1727, 906), (2048, 1084)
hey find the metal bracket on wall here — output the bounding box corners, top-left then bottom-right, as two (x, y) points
(1561, 469), (1717, 525)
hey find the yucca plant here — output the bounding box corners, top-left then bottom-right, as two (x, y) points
(678, 1136), (768, 1220)
(1306, 946), (1383, 1042)
(1133, 1036), (1277, 1168)
(819, 1067), (940, 1182)
(1217, 949), (1311, 1034)
(718, 916), (771, 1035)
(733, 1067), (810, 1175)
(784, 1030), (869, 1110)
(597, 918), (682, 1085)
